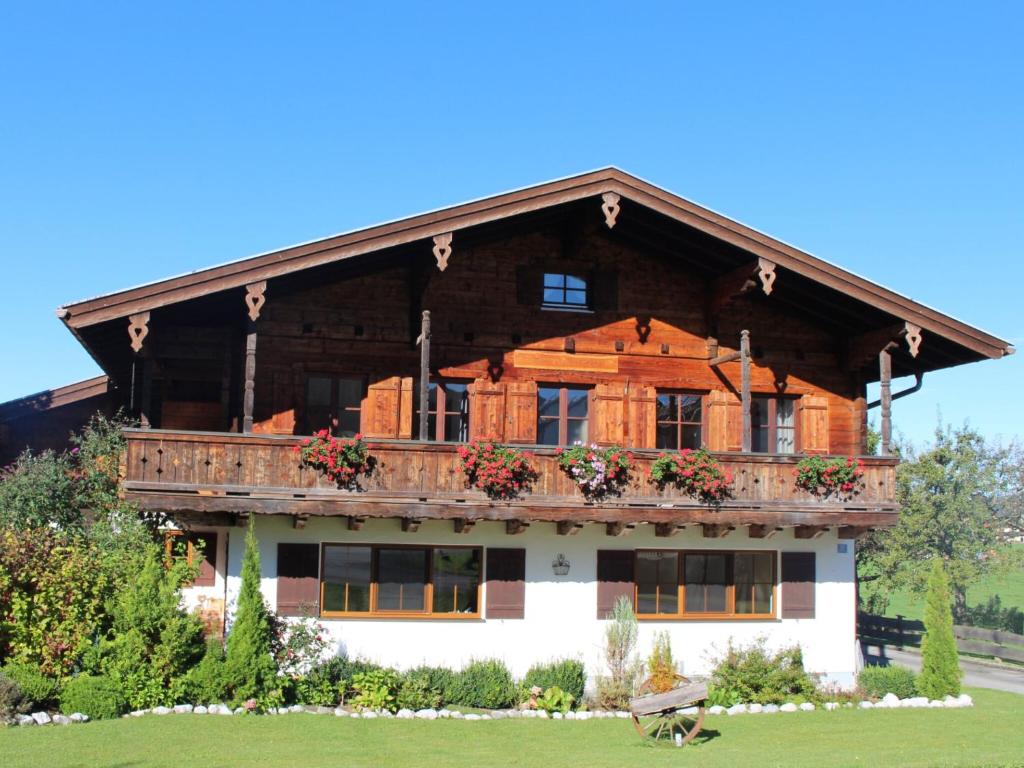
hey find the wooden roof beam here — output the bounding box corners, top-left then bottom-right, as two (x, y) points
(401, 517), (422, 533)
(702, 523), (735, 538)
(606, 521), (636, 537)
(454, 518), (475, 534)
(556, 520), (584, 535)
(846, 321), (924, 371)
(506, 519), (529, 535)
(654, 522), (686, 537)
(794, 525), (828, 539)
(748, 524), (783, 539)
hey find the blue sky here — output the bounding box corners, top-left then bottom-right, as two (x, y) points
(0, 2), (1020, 449)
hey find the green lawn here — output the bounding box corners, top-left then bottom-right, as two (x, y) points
(2, 689), (1023, 768)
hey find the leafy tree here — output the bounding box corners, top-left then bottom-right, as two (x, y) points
(918, 560), (961, 699)
(858, 424), (1021, 619)
(223, 522), (278, 705)
(0, 450), (79, 530)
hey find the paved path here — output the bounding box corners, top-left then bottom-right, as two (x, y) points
(863, 644), (1024, 695)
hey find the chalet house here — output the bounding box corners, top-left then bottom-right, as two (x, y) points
(0, 169), (1013, 687)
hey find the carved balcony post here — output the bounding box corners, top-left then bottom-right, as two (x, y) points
(879, 346), (893, 455)
(741, 329), (752, 452)
(242, 281), (266, 433)
(418, 310), (431, 440)
(127, 312), (152, 428)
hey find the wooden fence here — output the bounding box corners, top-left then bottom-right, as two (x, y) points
(858, 612), (1024, 664)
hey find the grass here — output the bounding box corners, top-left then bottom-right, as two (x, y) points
(2, 688), (1023, 768)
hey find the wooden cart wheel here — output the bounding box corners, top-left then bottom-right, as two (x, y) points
(631, 674), (706, 746)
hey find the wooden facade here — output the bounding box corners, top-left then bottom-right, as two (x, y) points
(8, 168), (1010, 534)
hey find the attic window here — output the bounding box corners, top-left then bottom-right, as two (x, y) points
(542, 273), (589, 310)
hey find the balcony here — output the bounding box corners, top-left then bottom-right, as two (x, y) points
(122, 429), (899, 530)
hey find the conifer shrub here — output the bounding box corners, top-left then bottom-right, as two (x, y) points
(0, 671), (28, 720)
(522, 658), (586, 704)
(184, 638), (230, 705)
(0, 662), (58, 710)
(857, 665), (918, 699)
(646, 632), (677, 693)
(918, 560), (962, 699)
(223, 522), (279, 706)
(59, 674), (126, 720)
(449, 659), (516, 709)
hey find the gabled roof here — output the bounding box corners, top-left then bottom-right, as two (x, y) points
(56, 167), (1013, 364)
(0, 376), (110, 422)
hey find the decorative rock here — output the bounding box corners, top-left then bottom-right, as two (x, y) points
(415, 709), (438, 720)
(232, 707), (244, 715)
(481, 714), (492, 720)
(153, 706), (172, 715)
(16, 714), (35, 726)
(957, 694), (973, 707)
(491, 711), (507, 720)
(288, 705), (304, 714)
(173, 704), (193, 714)
(799, 702), (815, 712)
(334, 708), (347, 717)
(194, 705), (209, 715)
(521, 709), (536, 718)
(361, 711), (378, 719)
(69, 712), (89, 722)
(397, 708), (414, 719)
(824, 702), (839, 711)
(438, 709), (453, 719)
(31, 711), (52, 725)
(552, 711), (563, 720)
(726, 703), (747, 716)
(575, 711), (591, 720)
(780, 703), (799, 713)
(708, 705), (726, 715)
(902, 697), (929, 708)
(616, 711), (631, 718)
(747, 703), (763, 714)
(882, 693), (901, 707)
(52, 714), (72, 726)
(130, 709), (147, 717)
(537, 710), (548, 719)
(929, 700), (945, 708)
(464, 713), (481, 721)
(379, 710), (394, 718)
(859, 701), (874, 709)
(451, 711), (465, 719)
(762, 704), (779, 713)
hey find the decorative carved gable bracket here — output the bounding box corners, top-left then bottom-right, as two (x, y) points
(128, 311), (150, 354)
(757, 258), (776, 295)
(245, 281), (267, 321)
(846, 320), (925, 370)
(601, 192), (621, 228)
(432, 232), (453, 271)
(904, 322), (922, 358)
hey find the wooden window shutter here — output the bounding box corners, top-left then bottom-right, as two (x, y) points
(192, 532), (218, 587)
(596, 549), (634, 619)
(627, 384), (656, 449)
(705, 390), (733, 451)
(515, 266), (543, 306)
(505, 381), (538, 444)
(781, 552), (816, 619)
(486, 548), (526, 619)
(800, 395), (829, 455)
(398, 377), (414, 440)
(591, 383), (626, 446)
(277, 543), (320, 617)
(361, 376), (402, 438)
(590, 269), (619, 312)
(469, 380), (506, 441)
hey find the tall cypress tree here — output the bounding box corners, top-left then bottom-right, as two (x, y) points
(918, 559), (962, 699)
(224, 521), (278, 704)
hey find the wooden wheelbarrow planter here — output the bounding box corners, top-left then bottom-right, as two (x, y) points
(628, 680), (708, 745)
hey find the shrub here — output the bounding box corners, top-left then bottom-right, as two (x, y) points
(294, 675), (341, 707)
(450, 659), (516, 709)
(275, 612), (330, 677)
(0, 672), (28, 720)
(184, 639), (230, 705)
(919, 560), (962, 699)
(858, 665), (918, 699)
(403, 665), (458, 706)
(1, 662), (58, 709)
(536, 686), (574, 714)
(396, 672), (442, 711)
(594, 596), (642, 710)
(522, 658), (586, 704)
(59, 674), (126, 720)
(964, 595), (1024, 635)
(306, 655), (384, 698)
(646, 632), (676, 693)
(707, 639), (817, 706)
(223, 523), (278, 706)
(350, 668), (400, 712)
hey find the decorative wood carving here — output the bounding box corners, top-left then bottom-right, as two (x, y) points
(601, 192), (621, 228)
(605, 521), (635, 537)
(292, 514), (308, 530)
(556, 520), (584, 536)
(401, 518), (422, 533)
(506, 519), (529, 535)
(128, 312), (150, 354)
(347, 516), (366, 531)
(757, 258), (776, 295)
(432, 232), (453, 271)
(702, 523), (734, 539)
(748, 524), (782, 539)
(654, 523), (685, 537)
(794, 525), (828, 539)
(244, 281), (267, 321)
(904, 322), (922, 358)
(454, 518), (475, 534)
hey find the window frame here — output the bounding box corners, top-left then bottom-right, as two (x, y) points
(318, 542), (483, 620)
(537, 384), (592, 446)
(750, 395), (800, 454)
(303, 373), (367, 437)
(632, 549), (777, 621)
(416, 379), (471, 443)
(541, 272), (591, 311)
(654, 390), (708, 450)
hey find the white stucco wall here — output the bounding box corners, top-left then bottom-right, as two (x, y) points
(198, 516), (858, 688)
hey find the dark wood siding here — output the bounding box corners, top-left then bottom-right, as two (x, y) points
(485, 548), (526, 619)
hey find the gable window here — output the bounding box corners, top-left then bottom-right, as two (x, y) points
(417, 380), (470, 442)
(542, 273), (589, 310)
(537, 385), (590, 445)
(320, 544), (481, 618)
(656, 392), (704, 450)
(751, 396), (796, 454)
(633, 549), (776, 619)
(305, 375), (364, 437)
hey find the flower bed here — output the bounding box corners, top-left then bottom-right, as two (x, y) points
(555, 443), (633, 498)
(294, 431), (371, 489)
(794, 456), (864, 498)
(649, 449), (732, 504)
(457, 441), (537, 500)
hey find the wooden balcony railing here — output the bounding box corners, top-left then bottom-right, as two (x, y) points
(122, 429), (899, 526)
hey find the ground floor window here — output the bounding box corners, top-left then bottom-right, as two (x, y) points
(164, 530), (217, 587)
(635, 549), (775, 619)
(320, 544), (481, 618)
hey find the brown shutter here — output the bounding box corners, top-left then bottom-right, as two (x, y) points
(277, 543), (320, 617)
(781, 552), (815, 619)
(590, 383), (625, 446)
(398, 377), (414, 440)
(591, 269), (619, 312)
(469, 380), (506, 441)
(596, 549), (634, 619)
(361, 376), (402, 438)
(706, 390), (731, 451)
(516, 266), (543, 306)
(800, 395), (829, 455)
(505, 381), (538, 444)
(627, 384), (657, 449)
(192, 532), (218, 587)
(486, 548), (525, 619)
